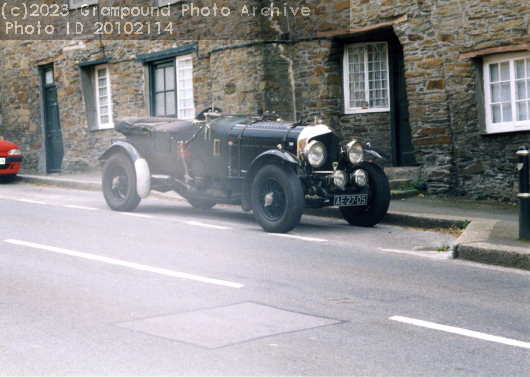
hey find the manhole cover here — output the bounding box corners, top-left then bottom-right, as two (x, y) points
(114, 302), (344, 349)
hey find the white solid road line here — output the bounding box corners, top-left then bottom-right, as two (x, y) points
(64, 205), (99, 211)
(390, 316), (530, 349)
(186, 221), (231, 230)
(270, 234), (327, 242)
(121, 212), (153, 218)
(4, 239), (244, 289)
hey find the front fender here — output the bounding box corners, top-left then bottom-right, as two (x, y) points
(99, 142), (151, 199)
(251, 149), (301, 167)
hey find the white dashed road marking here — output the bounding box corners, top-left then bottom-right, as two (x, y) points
(186, 221), (231, 230)
(121, 213), (153, 218)
(4, 239), (244, 289)
(64, 205), (99, 211)
(269, 234), (327, 242)
(16, 199), (46, 204)
(379, 248), (452, 260)
(390, 316), (530, 349)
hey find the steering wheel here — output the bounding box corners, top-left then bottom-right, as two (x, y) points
(195, 107), (223, 121)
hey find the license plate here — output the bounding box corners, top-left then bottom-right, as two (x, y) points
(0, 158), (5, 165)
(334, 194), (368, 207)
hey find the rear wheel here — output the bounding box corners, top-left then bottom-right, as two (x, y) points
(102, 154), (141, 212)
(339, 162), (390, 227)
(251, 164), (304, 233)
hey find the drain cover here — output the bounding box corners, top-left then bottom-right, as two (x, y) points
(115, 302), (343, 349)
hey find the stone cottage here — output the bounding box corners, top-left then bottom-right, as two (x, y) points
(1, 0), (529, 201)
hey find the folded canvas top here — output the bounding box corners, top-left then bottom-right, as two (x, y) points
(115, 117), (201, 143)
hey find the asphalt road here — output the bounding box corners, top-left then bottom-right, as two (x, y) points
(1, 182), (529, 376)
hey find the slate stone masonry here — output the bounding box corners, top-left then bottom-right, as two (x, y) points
(0, 0), (529, 202)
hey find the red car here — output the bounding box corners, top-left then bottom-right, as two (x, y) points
(0, 139), (22, 181)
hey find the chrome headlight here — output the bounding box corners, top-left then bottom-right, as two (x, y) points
(332, 170), (347, 189)
(303, 140), (327, 168)
(352, 169), (368, 187)
(345, 140), (364, 165)
(8, 148), (21, 156)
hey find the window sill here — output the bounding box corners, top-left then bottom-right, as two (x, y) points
(484, 125), (530, 135)
(344, 108), (390, 115)
(91, 123), (115, 132)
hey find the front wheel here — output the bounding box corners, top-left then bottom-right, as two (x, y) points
(251, 164), (304, 233)
(102, 153), (141, 212)
(339, 162), (390, 227)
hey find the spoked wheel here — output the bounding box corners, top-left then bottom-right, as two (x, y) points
(339, 162), (390, 227)
(251, 164), (304, 233)
(102, 154), (141, 212)
(258, 178), (286, 221)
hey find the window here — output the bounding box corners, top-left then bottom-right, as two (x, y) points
(484, 52), (530, 133)
(69, 0), (98, 9)
(94, 65), (113, 129)
(150, 54), (195, 119)
(343, 42), (390, 114)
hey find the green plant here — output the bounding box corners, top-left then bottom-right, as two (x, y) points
(435, 244), (451, 252)
(400, 179), (426, 191)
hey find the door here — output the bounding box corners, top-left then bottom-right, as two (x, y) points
(390, 44), (416, 167)
(42, 64), (64, 172)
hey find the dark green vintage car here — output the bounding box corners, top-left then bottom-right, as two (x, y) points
(99, 109), (390, 233)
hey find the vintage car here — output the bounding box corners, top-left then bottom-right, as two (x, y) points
(99, 109), (390, 233)
(0, 139), (22, 182)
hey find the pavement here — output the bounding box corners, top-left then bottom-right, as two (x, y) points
(14, 170), (530, 271)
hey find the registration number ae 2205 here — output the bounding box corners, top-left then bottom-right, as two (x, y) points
(334, 194), (368, 207)
(0, 158), (5, 165)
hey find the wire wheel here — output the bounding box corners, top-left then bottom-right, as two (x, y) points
(109, 164), (130, 201)
(258, 178), (287, 221)
(102, 153), (141, 212)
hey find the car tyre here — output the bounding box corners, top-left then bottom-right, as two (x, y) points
(186, 197), (217, 210)
(339, 162), (390, 227)
(251, 164), (304, 233)
(102, 153), (141, 212)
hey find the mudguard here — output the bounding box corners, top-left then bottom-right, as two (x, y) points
(99, 142), (151, 199)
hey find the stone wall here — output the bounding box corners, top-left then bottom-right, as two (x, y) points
(1, 0), (530, 201)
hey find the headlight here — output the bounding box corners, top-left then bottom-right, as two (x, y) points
(352, 169), (368, 187)
(8, 148), (21, 156)
(345, 140), (364, 165)
(332, 170), (347, 189)
(303, 140), (326, 168)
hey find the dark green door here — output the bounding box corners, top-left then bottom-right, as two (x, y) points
(42, 64), (64, 172)
(390, 45), (416, 167)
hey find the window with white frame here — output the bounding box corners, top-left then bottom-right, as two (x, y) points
(484, 52), (530, 133)
(69, 0), (98, 9)
(150, 54), (195, 119)
(343, 42), (390, 114)
(94, 65), (113, 129)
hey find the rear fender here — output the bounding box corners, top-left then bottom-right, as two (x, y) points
(99, 142), (151, 199)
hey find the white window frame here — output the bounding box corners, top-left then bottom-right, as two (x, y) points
(69, 0), (98, 9)
(153, 0), (183, 7)
(94, 64), (114, 130)
(343, 42), (391, 114)
(483, 51), (530, 134)
(175, 54), (195, 120)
